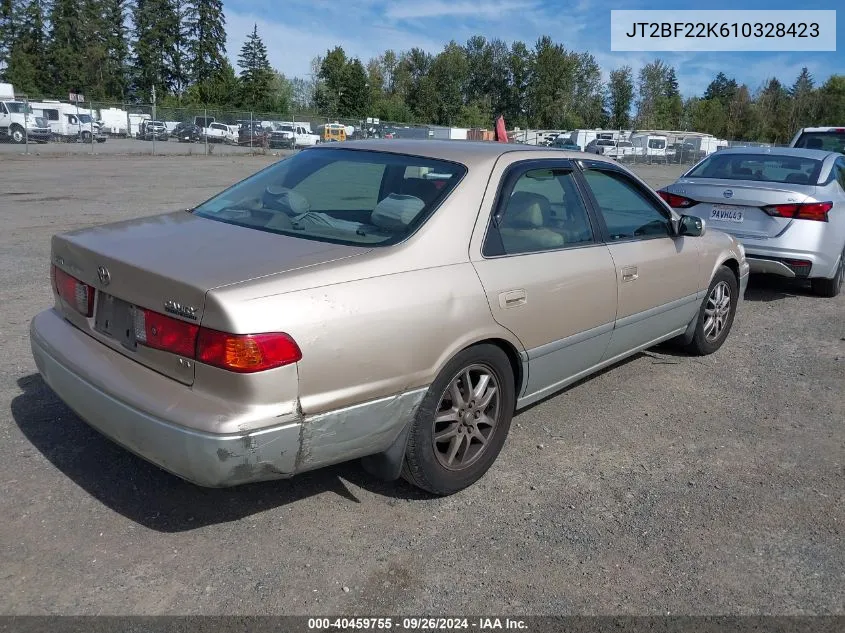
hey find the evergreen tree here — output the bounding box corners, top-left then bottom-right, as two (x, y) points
(170, 0), (189, 96)
(5, 0), (46, 94)
(314, 46), (347, 114)
(101, 0), (130, 100)
(665, 67), (679, 98)
(338, 58), (370, 117)
(237, 23), (273, 109)
(185, 0), (226, 85)
(132, 0), (179, 101)
(606, 66), (634, 129)
(0, 0), (13, 78)
(47, 0), (85, 95)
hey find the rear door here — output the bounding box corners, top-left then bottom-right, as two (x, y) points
(577, 160), (702, 361)
(471, 159), (618, 403)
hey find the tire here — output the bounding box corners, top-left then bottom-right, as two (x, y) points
(402, 344), (515, 495)
(685, 266), (739, 356)
(81, 131), (92, 143)
(811, 247), (844, 298)
(10, 125), (25, 144)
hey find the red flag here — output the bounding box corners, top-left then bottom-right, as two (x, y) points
(494, 115), (508, 143)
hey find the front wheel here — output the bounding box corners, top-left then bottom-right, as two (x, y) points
(402, 344), (515, 495)
(10, 125), (25, 144)
(685, 266), (739, 356)
(811, 247), (844, 297)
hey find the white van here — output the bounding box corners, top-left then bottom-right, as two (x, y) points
(630, 133), (668, 161)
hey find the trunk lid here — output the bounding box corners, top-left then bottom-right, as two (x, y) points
(667, 178), (817, 239)
(52, 211), (370, 384)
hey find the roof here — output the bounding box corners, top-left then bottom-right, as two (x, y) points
(795, 127), (845, 132)
(710, 146), (837, 160)
(310, 139), (560, 165)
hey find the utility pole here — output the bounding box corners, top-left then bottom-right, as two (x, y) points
(151, 85), (157, 155)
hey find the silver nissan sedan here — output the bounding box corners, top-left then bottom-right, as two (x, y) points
(30, 140), (749, 495)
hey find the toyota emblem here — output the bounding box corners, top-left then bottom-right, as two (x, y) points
(97, 265), (111, 286)
(723, 189), (734, 199)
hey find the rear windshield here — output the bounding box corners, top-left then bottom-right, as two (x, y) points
(648, 139), (666, 149)
(686, 153), (823, 184)
(192, 148), (467, 246)
(792, 130), (845, 153)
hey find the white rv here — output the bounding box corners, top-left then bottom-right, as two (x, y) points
(30, 100), (107, 142)
(569, 129), (605, 151)
(631, 133), (668, 161)
(0, 83), (52, 143)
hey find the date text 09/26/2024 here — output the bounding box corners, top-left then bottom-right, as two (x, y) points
(308, 618), (528, 631)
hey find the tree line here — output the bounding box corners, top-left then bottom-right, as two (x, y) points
(0, 4), (842, 143)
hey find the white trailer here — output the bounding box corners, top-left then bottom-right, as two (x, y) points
(98, 107), (130, 136)
(569, 129), (606, 151)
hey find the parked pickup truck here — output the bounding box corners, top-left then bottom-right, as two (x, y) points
(203, 122), (237, 144)
(269, 124), (321, 149)
(789, 127), (845, 153)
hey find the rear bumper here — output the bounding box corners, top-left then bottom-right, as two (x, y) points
(30, 308), (302, 487)
(29, 308), (425, 487)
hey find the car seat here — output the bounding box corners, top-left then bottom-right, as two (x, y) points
(499, 192), (565, 253)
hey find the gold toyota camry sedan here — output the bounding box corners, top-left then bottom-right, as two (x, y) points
(30, 140), (749, 495)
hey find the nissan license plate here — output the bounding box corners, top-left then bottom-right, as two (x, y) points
(710, 206), (744, 223)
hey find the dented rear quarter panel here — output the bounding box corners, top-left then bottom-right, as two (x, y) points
(201, 153), (525, 417)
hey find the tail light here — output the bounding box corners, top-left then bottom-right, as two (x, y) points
(762, 201), (832, 222)
(132, 306), (301, 373)
(133, 308), (198, 357)
(197, 329), (302, 373)
(52, 264), (95, 317)
(658, 190), (698, 208)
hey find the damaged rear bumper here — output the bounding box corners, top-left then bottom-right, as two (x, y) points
(30, 308), (426, 487)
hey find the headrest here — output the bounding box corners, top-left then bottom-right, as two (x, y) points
(784, 173), (809, 184)
(370, 194), (426, 232)
(262, 186), (311, 215)
(503, 191), (549, 228)
(400, 178), (439, 204)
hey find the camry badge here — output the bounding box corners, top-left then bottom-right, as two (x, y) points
(164, 300), (198, 321)
(97, 265), (111, 286)
(723, 189), (734, 199)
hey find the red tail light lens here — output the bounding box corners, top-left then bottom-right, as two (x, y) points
(658, 190), (698, 208)
(52, 264), (94, 317)
(762, 201), (832, 222)
(196, 329), (302, 373)
(132, 307), (199, 357)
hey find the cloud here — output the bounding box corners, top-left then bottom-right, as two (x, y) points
(385, 0), (538, 20)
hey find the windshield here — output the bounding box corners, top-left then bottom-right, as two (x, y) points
(618, 141), (632, 147)
(192, 148), (467, 247)
(793, 130), (845, 153)
(5, 101), (33, 114)
(78, 114), (92, 123)
(686, 153), (823, 184)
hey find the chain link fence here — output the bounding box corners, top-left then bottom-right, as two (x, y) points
(3, 97), (790, 162)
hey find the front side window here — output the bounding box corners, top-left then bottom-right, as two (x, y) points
(485, 167), (595, 256)
(192, 149), (466, 247)
(582, 169), (672, 241)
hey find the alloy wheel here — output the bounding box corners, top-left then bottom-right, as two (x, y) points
(432, 364), (501, 471)
(703, 280), (731, 342)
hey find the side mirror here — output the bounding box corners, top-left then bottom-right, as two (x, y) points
(678, 214), (705, 237)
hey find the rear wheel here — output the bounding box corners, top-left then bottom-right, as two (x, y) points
(811, 247), (844, 298)
(685, 266), (739, 356)
(402, 344), (515, 495)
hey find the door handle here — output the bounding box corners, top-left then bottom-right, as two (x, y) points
(499, 289), (527, 309)
(621, 266), (639, 282)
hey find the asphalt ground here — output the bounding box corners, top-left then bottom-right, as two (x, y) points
(1, 154), (842, 616)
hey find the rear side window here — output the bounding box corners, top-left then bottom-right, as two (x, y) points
(686, 153), (823, 185)
(793, 131), (845, 153)
(484, 168), (595, 256)
(192, 149), (466, 247)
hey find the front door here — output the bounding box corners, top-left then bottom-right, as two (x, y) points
(471, 160), (618, 405)
(577, 162), (702, 361)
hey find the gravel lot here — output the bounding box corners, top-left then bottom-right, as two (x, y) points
(0, 137), (290, 157)
(1, 154), (842, 616)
